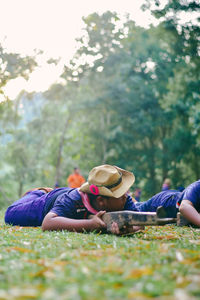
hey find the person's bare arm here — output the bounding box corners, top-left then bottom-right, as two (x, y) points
(179, 200), (200, 227)
(42, 211), (106, 232)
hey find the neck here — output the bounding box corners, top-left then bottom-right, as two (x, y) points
(87, 194), (98, 210)
(79, 191), (98, 214)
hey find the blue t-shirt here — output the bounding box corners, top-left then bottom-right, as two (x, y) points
(177, 180), (200, 211)
(137, 190), (180, 217)
(50, 190), (138, 219)
(136, 180), (200, 218)
(50, 189), (91, 219)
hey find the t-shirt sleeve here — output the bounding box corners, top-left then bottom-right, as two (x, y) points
(50, 193), (76, 218)
(181, 181), (200, 209)
(124, 195), (139, 211)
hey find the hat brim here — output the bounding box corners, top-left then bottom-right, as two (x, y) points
(80, 166), (135, 198)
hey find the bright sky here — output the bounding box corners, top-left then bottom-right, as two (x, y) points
(0, 0), (157, 99)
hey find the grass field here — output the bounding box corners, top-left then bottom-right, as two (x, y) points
(0, 209), (200, 300)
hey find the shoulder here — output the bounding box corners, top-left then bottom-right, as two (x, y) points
(183, 180), (200, 196)
(50, 189), (82, 217)
(77, 174), (84, 179)
(80, 175), (85, 181)
(55, 189), (81, 203)
(181, 180), (200, 207)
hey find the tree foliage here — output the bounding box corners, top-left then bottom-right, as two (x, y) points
(0, 1), (200, 205)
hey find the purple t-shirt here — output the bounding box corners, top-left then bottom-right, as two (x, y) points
(50, 190), (138, 218)
(5, 187), (69, 226)
(177, 180), (200, 211)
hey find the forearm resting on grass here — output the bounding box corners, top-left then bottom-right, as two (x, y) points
(179, 200), (200, 227)
(42, 211), (107, 232)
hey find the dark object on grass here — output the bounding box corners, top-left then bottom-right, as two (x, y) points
(176, 212), (190, 226)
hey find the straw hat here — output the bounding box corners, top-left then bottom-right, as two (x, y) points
(80, 164), (135, 198)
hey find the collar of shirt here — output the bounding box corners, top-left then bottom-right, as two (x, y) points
(78, 191), (98, 214)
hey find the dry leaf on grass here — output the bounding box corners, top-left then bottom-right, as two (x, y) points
(126, 267), (153, 279)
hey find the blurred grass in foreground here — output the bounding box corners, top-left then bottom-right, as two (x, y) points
(0, 209), (199, 300)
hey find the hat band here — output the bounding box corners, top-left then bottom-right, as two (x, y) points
(89, 172), (122, 190)
(105, 175), (122, 189)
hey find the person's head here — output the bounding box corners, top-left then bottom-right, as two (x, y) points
(80, 164), (135, 212)
(74, 167), (80, 174)
(163, 178), (171, 186)
(87, 192), (127, 212)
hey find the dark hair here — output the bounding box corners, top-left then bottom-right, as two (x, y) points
(87, 193), (97, 210)
(88, 193), (109, 202)
(88, 193), (98, 202)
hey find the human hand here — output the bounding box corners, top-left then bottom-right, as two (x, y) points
(111, 222), (120, 235)
(90, 211), (107, 230)
(110, 222), (144, 235)
(131, 225), (144, 233)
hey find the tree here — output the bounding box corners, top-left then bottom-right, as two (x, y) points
(0, 43), (37, 101)
(0, 46), (36, 203)
(143, 0), (200, 184)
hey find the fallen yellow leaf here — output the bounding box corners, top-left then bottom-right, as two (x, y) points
(6, 246), (34, 253)
(126, 267), (153, 279)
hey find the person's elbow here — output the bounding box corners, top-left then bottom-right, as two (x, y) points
(42, 219), (51, 231)
(179, 200), (192, 214)
(41, 220), (49, 231)
(42, 212), (57, 231)
(179, 203), (187, 214)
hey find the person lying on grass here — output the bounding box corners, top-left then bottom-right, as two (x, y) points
(4, 164), (143, 235)
(135, 181), (200, 227)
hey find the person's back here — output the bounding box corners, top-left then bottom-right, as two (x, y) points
(137, 189), (180, 218)
(67, 167), (85, 188)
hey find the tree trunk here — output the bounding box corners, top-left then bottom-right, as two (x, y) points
(148, 138), (157, 195)
(18, 181), (24, 197)
(192, 147), (200, 180)
(101, 112), (110, 164)
(160, 126), (169, 181)
(54, 116), (71, 185)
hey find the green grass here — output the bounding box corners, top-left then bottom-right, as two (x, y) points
(0, 209), (200, 300)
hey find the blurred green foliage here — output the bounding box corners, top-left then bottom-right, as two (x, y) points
(0, 1), (200, 207)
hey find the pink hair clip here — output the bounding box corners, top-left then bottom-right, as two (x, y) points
(89, 184), (99, 195)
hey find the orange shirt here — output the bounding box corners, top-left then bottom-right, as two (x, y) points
(67, 173), (85, 188)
